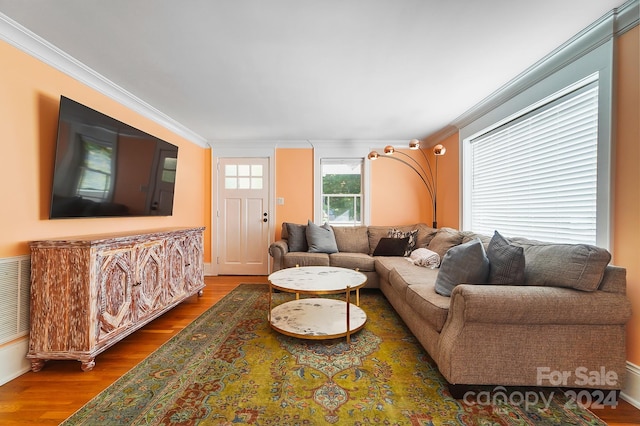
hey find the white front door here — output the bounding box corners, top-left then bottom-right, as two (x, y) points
(217, 158), (270, 275)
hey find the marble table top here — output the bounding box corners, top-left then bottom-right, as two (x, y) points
(268, 266), (367, 293)
(270, 298), (367, 338)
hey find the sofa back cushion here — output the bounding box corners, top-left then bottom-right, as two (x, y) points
(367, 226), (392, 255)
(428, 227), (463, 258)
(332, 226), (370, 253)
(511, 237), (611, 292)
(413, 223), (438, 248)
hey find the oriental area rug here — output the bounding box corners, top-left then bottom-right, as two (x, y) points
(62, 284), (606, 425)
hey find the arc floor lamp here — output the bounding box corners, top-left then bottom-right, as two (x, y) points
(368, 139), (446, 228)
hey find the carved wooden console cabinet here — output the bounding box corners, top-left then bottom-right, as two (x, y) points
(27, 227), (205, 371)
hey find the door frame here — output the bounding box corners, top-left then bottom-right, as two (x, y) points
(209, 143), (276, 276)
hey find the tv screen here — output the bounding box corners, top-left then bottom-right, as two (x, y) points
(50, 96), (179, 219)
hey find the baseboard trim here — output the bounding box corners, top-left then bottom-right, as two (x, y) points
(204, 262), (216, 277)
(621, 361), (640, 409)
(0, 337), (31, 386)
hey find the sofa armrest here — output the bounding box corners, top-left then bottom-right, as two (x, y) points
(448, 284), (632, 325)
(268, 240), (289, 272)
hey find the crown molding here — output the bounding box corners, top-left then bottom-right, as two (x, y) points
(615, 0), (640, 35)
(428, 0), (639, 144)
(0, 13), (210, 148)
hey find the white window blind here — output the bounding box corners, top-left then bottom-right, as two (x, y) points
(468, 81), (599, 244)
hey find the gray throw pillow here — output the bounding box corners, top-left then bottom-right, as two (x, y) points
(486, 230), (525, 284)
(435, 238), (490, 297)
(285, 222), (308, 252)
(306, 220), (339, 254)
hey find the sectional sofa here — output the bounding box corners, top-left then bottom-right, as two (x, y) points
(269, 222), (632, 397)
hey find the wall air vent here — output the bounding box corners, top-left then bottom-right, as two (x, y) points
(0, 255), (30, 345)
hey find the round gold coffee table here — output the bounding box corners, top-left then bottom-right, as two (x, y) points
(267, 266), (367, 343)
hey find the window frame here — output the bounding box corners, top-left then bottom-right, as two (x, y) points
(313, 141), (377, 226)
(460, 40), (613, 248)
(320, 158), (364, 226)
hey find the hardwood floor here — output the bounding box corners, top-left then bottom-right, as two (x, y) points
(0, 275), (638, 425)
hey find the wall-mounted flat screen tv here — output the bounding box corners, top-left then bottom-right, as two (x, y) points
(50, 96), (179, 219)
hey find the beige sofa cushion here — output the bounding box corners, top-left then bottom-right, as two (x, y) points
(332, 226), (370, 253)
(511, 237), (612, 291)
(368, 226), (392, 255)
(330, 252), (375, 272)
(460, 231), (492, 249)
(283, 252), (330, 268)
(374, 256), (404, 283)
(413, 223), (438, 248)
(406, 284), (450, 332)
(428, 227), (463, 258)
(384, 262), (448, 331)
(449, 284), (632, 325)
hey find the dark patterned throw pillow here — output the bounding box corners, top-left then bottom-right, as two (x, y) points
(373, 237), (410, 256)
(388, 228), (418, 256)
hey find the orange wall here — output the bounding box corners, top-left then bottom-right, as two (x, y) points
(434, 133), (460, 230)
(613, 26), (640, 365)
(0, 40), (210, 260)
(274, 148), (314, 239)
(274, 144), (455, 228)
(369, 148), (432, 225)
(369, 143), (459, 227)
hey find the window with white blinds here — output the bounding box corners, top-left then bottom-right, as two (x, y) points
(467, 81), (599, 244)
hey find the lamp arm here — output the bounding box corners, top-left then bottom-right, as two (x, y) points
(415, 148), (437, 189)
(414, 148), (440, 228)
(394, 150), (436, 194)
(379, 155), (435, 202)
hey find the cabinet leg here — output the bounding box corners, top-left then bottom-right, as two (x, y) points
(80, 359), (96, 372)
(30, 359), (45, 372)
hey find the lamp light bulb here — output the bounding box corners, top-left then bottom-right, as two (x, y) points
(433, 144), (446, 156)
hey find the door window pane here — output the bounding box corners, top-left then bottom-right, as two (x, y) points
(225, 162), (264, 190)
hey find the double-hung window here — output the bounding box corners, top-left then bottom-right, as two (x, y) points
(320, 159), (363, 226)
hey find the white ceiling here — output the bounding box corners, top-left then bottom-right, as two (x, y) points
(0, 1), (628, 143)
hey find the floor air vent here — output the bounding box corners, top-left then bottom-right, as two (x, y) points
(0, 255), (30, 345)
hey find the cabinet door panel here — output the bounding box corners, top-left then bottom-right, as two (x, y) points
(184, 232), (204, 293)
(166, 238), (188, 302)
(135, 242), (165, 320)
(97, 250), (134, 343)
